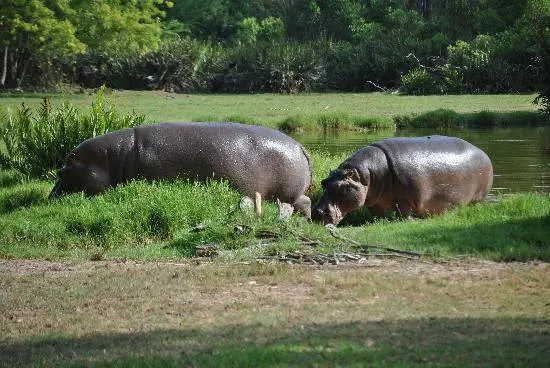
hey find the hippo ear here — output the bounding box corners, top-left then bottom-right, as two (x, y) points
(345, 168), (361, 183)
(66, 152), (76, 165)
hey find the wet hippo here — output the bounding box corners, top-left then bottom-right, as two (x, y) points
(50, 122), (312, 217)
(312, 135), (493, 225)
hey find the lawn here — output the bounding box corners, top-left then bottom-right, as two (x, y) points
(0, 91), (539, 127)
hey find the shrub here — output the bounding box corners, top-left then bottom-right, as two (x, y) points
(534, 89), (550, 118)
(394, 109), (461, 129)
(278, 116), (308, 133)
(401, 67), (437, 95)
(219, 41), (326, 93)
(0, 87), (146, 179)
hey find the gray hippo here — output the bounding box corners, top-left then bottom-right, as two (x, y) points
(312, 135), (493, 225)
(49, 122), (312, 217)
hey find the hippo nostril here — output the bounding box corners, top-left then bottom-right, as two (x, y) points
(311, 208), (324, 222)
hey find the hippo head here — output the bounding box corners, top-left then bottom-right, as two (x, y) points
(312, 167), (368, 225)
(49, 153), (109, 199)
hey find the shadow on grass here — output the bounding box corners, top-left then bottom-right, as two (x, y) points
(393, 214), (550, 261)
(341, 211), (550, 261)
(2, 318), (549, 367)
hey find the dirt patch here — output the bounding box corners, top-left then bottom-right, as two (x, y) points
(1, 258), (549, 366)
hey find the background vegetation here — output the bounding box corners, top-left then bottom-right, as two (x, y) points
(2, 1), (550, 113)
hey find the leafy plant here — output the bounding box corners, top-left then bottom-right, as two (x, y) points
(0, 87), (146, 179)
(401, 67), (436, 95)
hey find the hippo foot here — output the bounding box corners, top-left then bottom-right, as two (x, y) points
(293, 195), (312, 219)
(277, 199), (294, 222)
(239, 192), (262, 216)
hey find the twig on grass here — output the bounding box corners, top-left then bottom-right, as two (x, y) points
(325, 224), (423, 258)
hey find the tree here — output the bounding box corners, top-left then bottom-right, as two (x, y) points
(0, 0), (171, 89)
(520, 0), (550, 115)
(71, 0), (167, 57)
(0, 0), (84, 88)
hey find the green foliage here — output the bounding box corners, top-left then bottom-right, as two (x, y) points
(445, 35), (495, 92)
(0, 87), (146, 178)
(71, 0), (168, 58)
(277, 114), (393, 133)
(0, 0), (174, 90)
(235, 17), (285, 45)
(219, 41), (325, 93)
(519, 0), (550, 116)
(103, 37), (219, 92)
(395, 109), (462, 129)
(394, 109), (544, 129)
(401, 68), (437, 95)
(0, 0), (85, 89)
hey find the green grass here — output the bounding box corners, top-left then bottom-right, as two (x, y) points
(1, 91), (542, 130)
(1, 160), (548, 262)
(339, 193), (550, 261)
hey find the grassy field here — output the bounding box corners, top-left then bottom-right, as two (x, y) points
(2, 260), (549, 367)
(0, 90), (540, 128)
(1, 91), (549, 367)
(1, 165), (549, 262)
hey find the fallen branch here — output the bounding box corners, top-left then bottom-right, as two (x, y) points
(325, 225), (423, 258)
(366, 80), (390, 92)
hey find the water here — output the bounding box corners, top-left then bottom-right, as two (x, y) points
(293, 127), (550, 194)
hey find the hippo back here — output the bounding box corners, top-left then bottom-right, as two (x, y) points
(372, 135), (493, 203)
(133, 122), (312, 202)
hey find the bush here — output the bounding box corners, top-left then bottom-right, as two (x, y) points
(534, 89), (550, 118)
(0, 87), (146, 179)
(218, 41), (326, 93)
(394, 109), (461, 129)
(401, 67), (437, 95)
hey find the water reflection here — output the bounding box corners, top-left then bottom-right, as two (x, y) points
(293, 127), (550, 194)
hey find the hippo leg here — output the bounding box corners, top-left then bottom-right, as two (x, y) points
(293, 195), (312, 219)
(277, 199), (294, 221)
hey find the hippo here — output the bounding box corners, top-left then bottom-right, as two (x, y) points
(312, 135), (493, 225)
(49, 122), (312, 217)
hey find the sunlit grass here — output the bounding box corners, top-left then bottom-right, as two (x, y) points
(1, 91), (539, 127)
(1, 167), (548, 262)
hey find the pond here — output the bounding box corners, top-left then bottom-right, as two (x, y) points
(293, 127), (550, 194)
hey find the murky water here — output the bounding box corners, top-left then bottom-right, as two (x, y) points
(293, 127), (550, 194)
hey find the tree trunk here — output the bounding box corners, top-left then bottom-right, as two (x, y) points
(17, 61), (27, 89)
(1, 45), (7, 88)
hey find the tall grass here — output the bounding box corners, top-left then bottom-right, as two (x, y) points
(278, 113), (393, 133)
(394, 108), (545, 129)
(0, 87), (146, 179)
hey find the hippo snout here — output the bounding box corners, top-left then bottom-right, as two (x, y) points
(48, 181), (62, 199)
(312, 202), (342, 225)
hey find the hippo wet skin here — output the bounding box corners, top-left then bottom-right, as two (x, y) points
(50, 122), (312, 217)
(312, 135), (493, 225)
